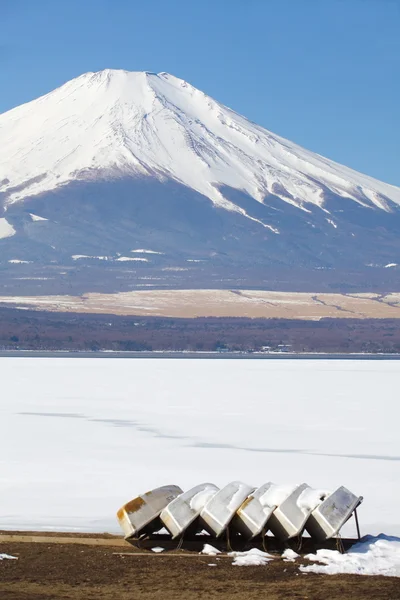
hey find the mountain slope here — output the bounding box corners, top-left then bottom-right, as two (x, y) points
(1, 69), (399, 212)
(0, 69), (400, 294)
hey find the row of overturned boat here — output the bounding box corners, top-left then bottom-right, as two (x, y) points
(117, 482), (362, 544)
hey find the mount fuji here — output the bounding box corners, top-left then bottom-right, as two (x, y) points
(1, 69), (400, 294)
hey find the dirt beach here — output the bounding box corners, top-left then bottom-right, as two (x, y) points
(1, 536), (399, 600)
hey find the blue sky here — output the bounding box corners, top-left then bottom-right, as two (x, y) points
(2, 0), (399, 186)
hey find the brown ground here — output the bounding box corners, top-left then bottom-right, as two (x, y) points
(1, 540), (399, 600)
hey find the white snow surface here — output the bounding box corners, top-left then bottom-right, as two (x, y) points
(297, 488), (331, 512)
(0, 218), (16, 240)
(0, 554), (18, 561)
(259, 484), (297, 509)
(282, 549), (300, 562)
(1, 358), (399, 535)
(116, 256), (149, 262)
(201, 544), (222, 556)
(8, 259), (32, 264)
(29, 213), (48, 222)
(131, 249), (163, 255)
(1, 69), (399, 220)
(71, 255), (109, 261)
(230, 548), (273, 566)
(300, 535), (400, 577)
(190, 486), (219, 513)
(227, 482), (254, 510)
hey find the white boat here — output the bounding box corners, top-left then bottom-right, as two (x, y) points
(267, 483), (312, 540)
(160, 483), (219, 539)
(232, 482), (276, 539)
(200, 481), (254, 537)
(305, 486), (363, 541)
(117, 485), (183, 539)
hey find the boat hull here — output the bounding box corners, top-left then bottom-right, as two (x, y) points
(305, 486), (363, 541)
(200, 481), (254, 537)
(160, 483), (219, 539)
(117, 485), (183, 539)
(232, 482), (276, 540)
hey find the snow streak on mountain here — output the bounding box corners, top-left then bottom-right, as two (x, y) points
(0, 69), (400, 294)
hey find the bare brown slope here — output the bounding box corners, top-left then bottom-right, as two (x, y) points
(2, 289), (400, 318)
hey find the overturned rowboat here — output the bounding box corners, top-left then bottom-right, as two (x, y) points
(305, 486), (363, 541)
(200, 481), (254, 537)
(160, 483), (219, 539)
(117, 485), (183, 539)
(117, 481), (363, 545)
(232, 482), (277, 540)
(263, 483), (313, 540)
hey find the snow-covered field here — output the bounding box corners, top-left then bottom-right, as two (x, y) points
(1, 358), (399, 538)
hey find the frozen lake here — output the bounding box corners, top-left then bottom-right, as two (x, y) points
(1, 358), (399, 536)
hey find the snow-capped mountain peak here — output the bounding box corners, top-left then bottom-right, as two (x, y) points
(1, 68), (399, 219)
(2, 69), (400, 293)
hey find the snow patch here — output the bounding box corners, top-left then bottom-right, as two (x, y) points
(282, 548), (299, 562)
(229, 548), (273, 566)
(30, 213), (48, 222)
(326, 219), (337, 229)
(116, 256), (149, 262)
(300, 535), (400, 577)
(131, 249), (163, 255)
(201, 544), (221, 556)
(0, 554), (18, 561)
(227, 482), (253, 510)
(8, 259), (32, 264)
(265, 224), (280, 234)
(259, 484), (297, 508)
(190, 486), (219, 512)
(72, 255), (110, 261)
(0, 218), (16, 240)
(297, 488), (330, 512)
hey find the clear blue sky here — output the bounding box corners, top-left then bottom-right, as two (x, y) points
(2, 0), (399, 186)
